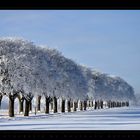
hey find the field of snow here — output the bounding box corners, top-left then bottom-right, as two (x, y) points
(0, 106), (140, 130)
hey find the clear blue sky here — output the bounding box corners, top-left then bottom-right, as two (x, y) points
(0, 10), (140, 94)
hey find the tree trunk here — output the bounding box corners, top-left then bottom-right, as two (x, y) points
(19, 99), (24, 113)
(53, 97), (57, 113)
(126, 101), (129, 107)
(91, 101), (93, 107)
(111, 102), (113, 107)
(94, 101), (97, 109)
(9, 96), (15, 117)
(70, 101), (73, 108)
(24, 99), (30, 116)
(84, 101), (87, 110)
(89, 100), (91, 107)
(37, 95), (41, 111)
(0, 95), (2, 109)
(80, 101), (83, 111)
(100, 100), (103, 109)
(29, 101), (32, 111)
(119, 102), (121, 107)
(73, 101), (77, 111)
(61, 99), (65, 113)
(97, 100), (100, 109)
(45, 97), (50, 114)
(67, 100), (71, 112)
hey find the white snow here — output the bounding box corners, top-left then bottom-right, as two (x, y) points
(0, 106), (140, 130)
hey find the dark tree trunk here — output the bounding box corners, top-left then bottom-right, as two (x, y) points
(73, 101), (77, 111)
(97, 100), (100, 109)
(80, 101), (83, 111)
(84, 101), (87, 110)
(107, 101), (109, 108)
(100, 100), (103, 109)
(70, 101), (73, 108)
(24, 99), (30, 116)
(89, 100), (91, 107)
(91, 101), (93, 107)
(37, 96), (41, 111)
(86, 101), (89, 108)
(119, 102), (121, 107)
(45, 97), (50, 114)
(113, 102), (115, 107)
(67, 100), (71, 112)
(53, 97), (57, 113)
(9, 96), (15, 117)
(61, 99), (65, 113)
(19, 99), (24, 113)
(126, 101), (129, 107)
(29, 101), (32, 111)
(115, 102), (117, 107)
(117, 102), (119, 107)
(110, 102), (112, 108)
(0, 95), (2, 109)
(94, 101), (97, 109)
(128, 101), (129, 107)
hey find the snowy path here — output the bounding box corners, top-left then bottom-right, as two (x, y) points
(0, 107), (140, 130)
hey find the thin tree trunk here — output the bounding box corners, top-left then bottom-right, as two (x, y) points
(37, 95), (41, 111)
(19, 99), (24, 113)
(111, 102), (113, 107)
(45, 97), (50, 114)
(89, 100), (91, 107)
(9, 96), (15, 117)
(73, 101), (77, 111)
(86, 101), (89, 108)
(53, 97), (57, 113)
(117, 102), (119, 107)
(0, 95), (2, 109)
(29, 101), (32, 111)
(24, 99), (30, 116)
(94, 101), (97, 109)
(67, 100), (71, 112)
(97, 100), (100, 109)
(70, 101), (73, 108)
(119, 102), (121, 107)
(115, 102), (117, 107)
(100, 100), (103, 109)
(91, 101), (93, 107)
(80, 101), (83, 111)
(84, 101), (87, 110)
(61, 99), (65, 113)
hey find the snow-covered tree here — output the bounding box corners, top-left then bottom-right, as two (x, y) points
(0, 37), (135, 117)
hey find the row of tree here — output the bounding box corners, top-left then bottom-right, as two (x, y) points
(0, 38), (131, 117)
(0, 93), (129, 117)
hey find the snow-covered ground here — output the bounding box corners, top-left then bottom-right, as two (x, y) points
(0, 106), (140, 130)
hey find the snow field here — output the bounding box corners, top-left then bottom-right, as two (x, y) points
(0, 106), (140, 130)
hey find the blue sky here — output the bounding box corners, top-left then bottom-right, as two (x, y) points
(0, 10), (140, 94)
